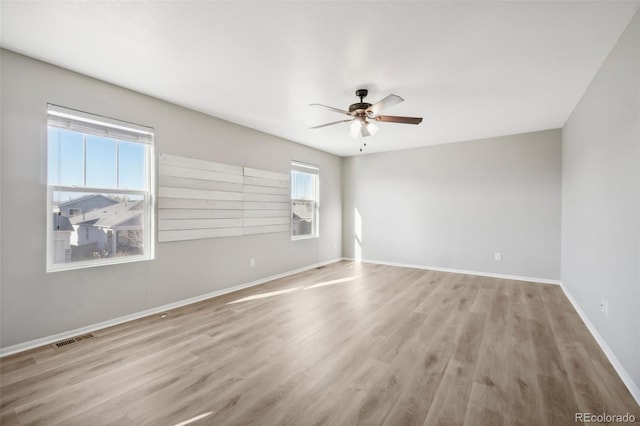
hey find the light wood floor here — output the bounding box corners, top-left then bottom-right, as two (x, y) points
(1, 261), (638, 425)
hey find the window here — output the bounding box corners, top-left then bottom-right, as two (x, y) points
(47, 105), (154, 271)
(291, 161), (319, 239)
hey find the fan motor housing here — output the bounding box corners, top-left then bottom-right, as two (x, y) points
(349, 102), (371, 113)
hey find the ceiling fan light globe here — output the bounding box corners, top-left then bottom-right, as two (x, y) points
(367, 122), (380, 136)
(349, 120), (361, 139)
(361, 124), (371, 138)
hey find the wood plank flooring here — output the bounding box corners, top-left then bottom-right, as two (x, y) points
(1, 261), (638, 425)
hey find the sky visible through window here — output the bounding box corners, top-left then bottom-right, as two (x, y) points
(291, 170), (315, 200)
(48, 127), (146, 204)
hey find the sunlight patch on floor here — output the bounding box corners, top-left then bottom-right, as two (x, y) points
(304, 274), (362, 290)
(227, 287), (304, 304)
(226, 273), (364, 304)
(172, 411), (213, 426)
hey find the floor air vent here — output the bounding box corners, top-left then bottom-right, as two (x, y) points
(52, 333), (95, 348)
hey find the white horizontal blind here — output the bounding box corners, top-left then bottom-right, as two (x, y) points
(48, 104), (153, 144)
(243, 167), (290, 235)
(157, 154), (244, 242)
(157, 154), (293, 242)
(291, 161), (319, 174)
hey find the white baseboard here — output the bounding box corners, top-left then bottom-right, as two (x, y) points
(342, 257), (562, 285)
(559, 283), (640, 406)
(0, 258), (343, 358)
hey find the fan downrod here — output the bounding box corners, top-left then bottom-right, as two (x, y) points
(350, 89), (372, 113)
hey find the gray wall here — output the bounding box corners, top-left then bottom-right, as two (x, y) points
(562, 11), (639, 389)
(342, 129), (561, 280)
(0, 50), (342, 348)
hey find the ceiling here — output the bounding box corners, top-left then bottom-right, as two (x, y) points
(1, 1), (639, 157)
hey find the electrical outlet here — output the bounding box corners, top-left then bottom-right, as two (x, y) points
(494, 252), (502, 261)
(600, 298), (608, 317)
(250, 258), (255, 268)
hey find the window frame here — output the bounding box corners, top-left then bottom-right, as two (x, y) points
(46, 105), (155, 272)
(290, 161), (319, 241)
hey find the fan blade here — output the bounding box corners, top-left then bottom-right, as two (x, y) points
(367, 94), (404, 115)
(310, 118), (355, 129)
(374, 115), (423, 125)
(309, 103), (351, 116)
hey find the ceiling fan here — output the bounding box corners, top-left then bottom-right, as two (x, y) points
(309, 89), (423, 150)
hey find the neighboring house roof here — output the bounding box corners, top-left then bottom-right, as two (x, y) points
(53, 213), (74, 231)
(292, 202), (312, 220)
(71, 200), (143, 228)
(59, 194), (118, 208)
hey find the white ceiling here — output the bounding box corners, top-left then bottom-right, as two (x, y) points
(1, 1), (638, 157)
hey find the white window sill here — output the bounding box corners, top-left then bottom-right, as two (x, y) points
(291, 234), (318, 241)
(46, 253), (153, 273)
